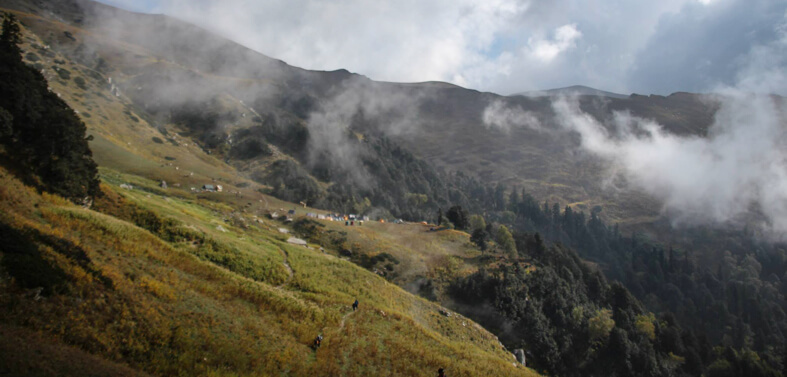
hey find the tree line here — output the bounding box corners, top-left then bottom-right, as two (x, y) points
(447, 184), (787, 377)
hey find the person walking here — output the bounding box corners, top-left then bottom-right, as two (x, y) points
(352, 299), (359, 311)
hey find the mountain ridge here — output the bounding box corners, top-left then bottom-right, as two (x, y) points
(0, 0), (722, 230)
(513, 84), (629, 99)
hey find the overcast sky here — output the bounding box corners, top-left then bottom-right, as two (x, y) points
(96, 0), (786, 96)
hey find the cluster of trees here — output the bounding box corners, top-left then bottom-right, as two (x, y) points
(453, 234), (709, 376)
(454, 184), (787, 376)
(0, 14), (99, 202)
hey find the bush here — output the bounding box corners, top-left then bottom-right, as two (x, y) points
(53, 66), (70, 80)
(73, 76), (86, 89)
(230, 137), (272, 160)
(258, 160), (323, 204)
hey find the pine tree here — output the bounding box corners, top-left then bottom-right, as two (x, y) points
(509, 187), (520, 210)
(446, 205), (468, 230)
(0, 12), (21, 53)
(0, 13), (100, 201)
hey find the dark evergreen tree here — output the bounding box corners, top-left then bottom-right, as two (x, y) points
(0, 13), (100, 201)
(446, 205), (468, 230)
(0, 12), (21, 54)
(470, 228), (488, 251)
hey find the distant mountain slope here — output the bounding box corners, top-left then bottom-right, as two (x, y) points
(0, 0), (719, 229)
(513, 85), (629, 99)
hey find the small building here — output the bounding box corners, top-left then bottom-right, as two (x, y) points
(202, 184), (216, 192)
(216, 185), (223, 192)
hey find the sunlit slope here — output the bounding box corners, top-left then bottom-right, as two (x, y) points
(299, 218), (480, 296)
(0, 167), (538, 376)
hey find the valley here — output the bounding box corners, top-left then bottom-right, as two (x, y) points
(1, 1), (786, 376)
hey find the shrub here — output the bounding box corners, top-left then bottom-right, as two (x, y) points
(54, 66), (70, 80)
(73, 76), (86, 89)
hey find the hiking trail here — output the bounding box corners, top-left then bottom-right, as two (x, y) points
(338, 308), (355, 332)
(276, 248), (294, 288)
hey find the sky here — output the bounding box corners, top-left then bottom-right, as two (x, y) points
(96, 0), (786, 96)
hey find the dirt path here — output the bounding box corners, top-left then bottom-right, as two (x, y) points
(276, 248), (294, 288)
(337, 309), (355, 332)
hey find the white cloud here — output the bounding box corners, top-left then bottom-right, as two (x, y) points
(154, 0), (525, 87)
(482, 99), (541, 132)
(99, 0), (787, 95)
(550, 12), (787, 235)
(527, 24), (582, 63)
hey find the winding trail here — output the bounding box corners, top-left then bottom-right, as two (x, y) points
(276, 248), (294, 288)
(337, 308), (355, 332)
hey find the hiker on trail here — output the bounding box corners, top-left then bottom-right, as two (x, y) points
(313, 334), (323, 350)
(352, 299), (359, 311)
(438, 367), (446, 377)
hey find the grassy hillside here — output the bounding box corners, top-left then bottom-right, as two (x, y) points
(0, 166), (538, 376)
(293, 218), (481, 298)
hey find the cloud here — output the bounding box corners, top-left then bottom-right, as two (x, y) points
(628, 0), (787, 95)
(96, 0), (787, 95)
(152, 0), (525, 89)
(550, 12), (787, 235)
(482, 99), (541, 132)
(527, 24), (582, 63)
(304, 78), (425, 187)
(95, 0), (686, 94)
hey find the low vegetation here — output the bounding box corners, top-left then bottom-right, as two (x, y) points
(0, 166), (541, 376)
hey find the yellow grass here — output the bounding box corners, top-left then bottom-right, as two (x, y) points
(0, 166), (538, 376)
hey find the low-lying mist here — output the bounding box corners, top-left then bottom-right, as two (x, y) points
(552, 93), (786, 234)
(538, 18), (787, 236)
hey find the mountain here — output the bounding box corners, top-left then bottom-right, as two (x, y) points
(513, 85), (629, 99)
(2, 1), (786, 376)
(0, 0), (722, 231)
(0, 7), (539, 377)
